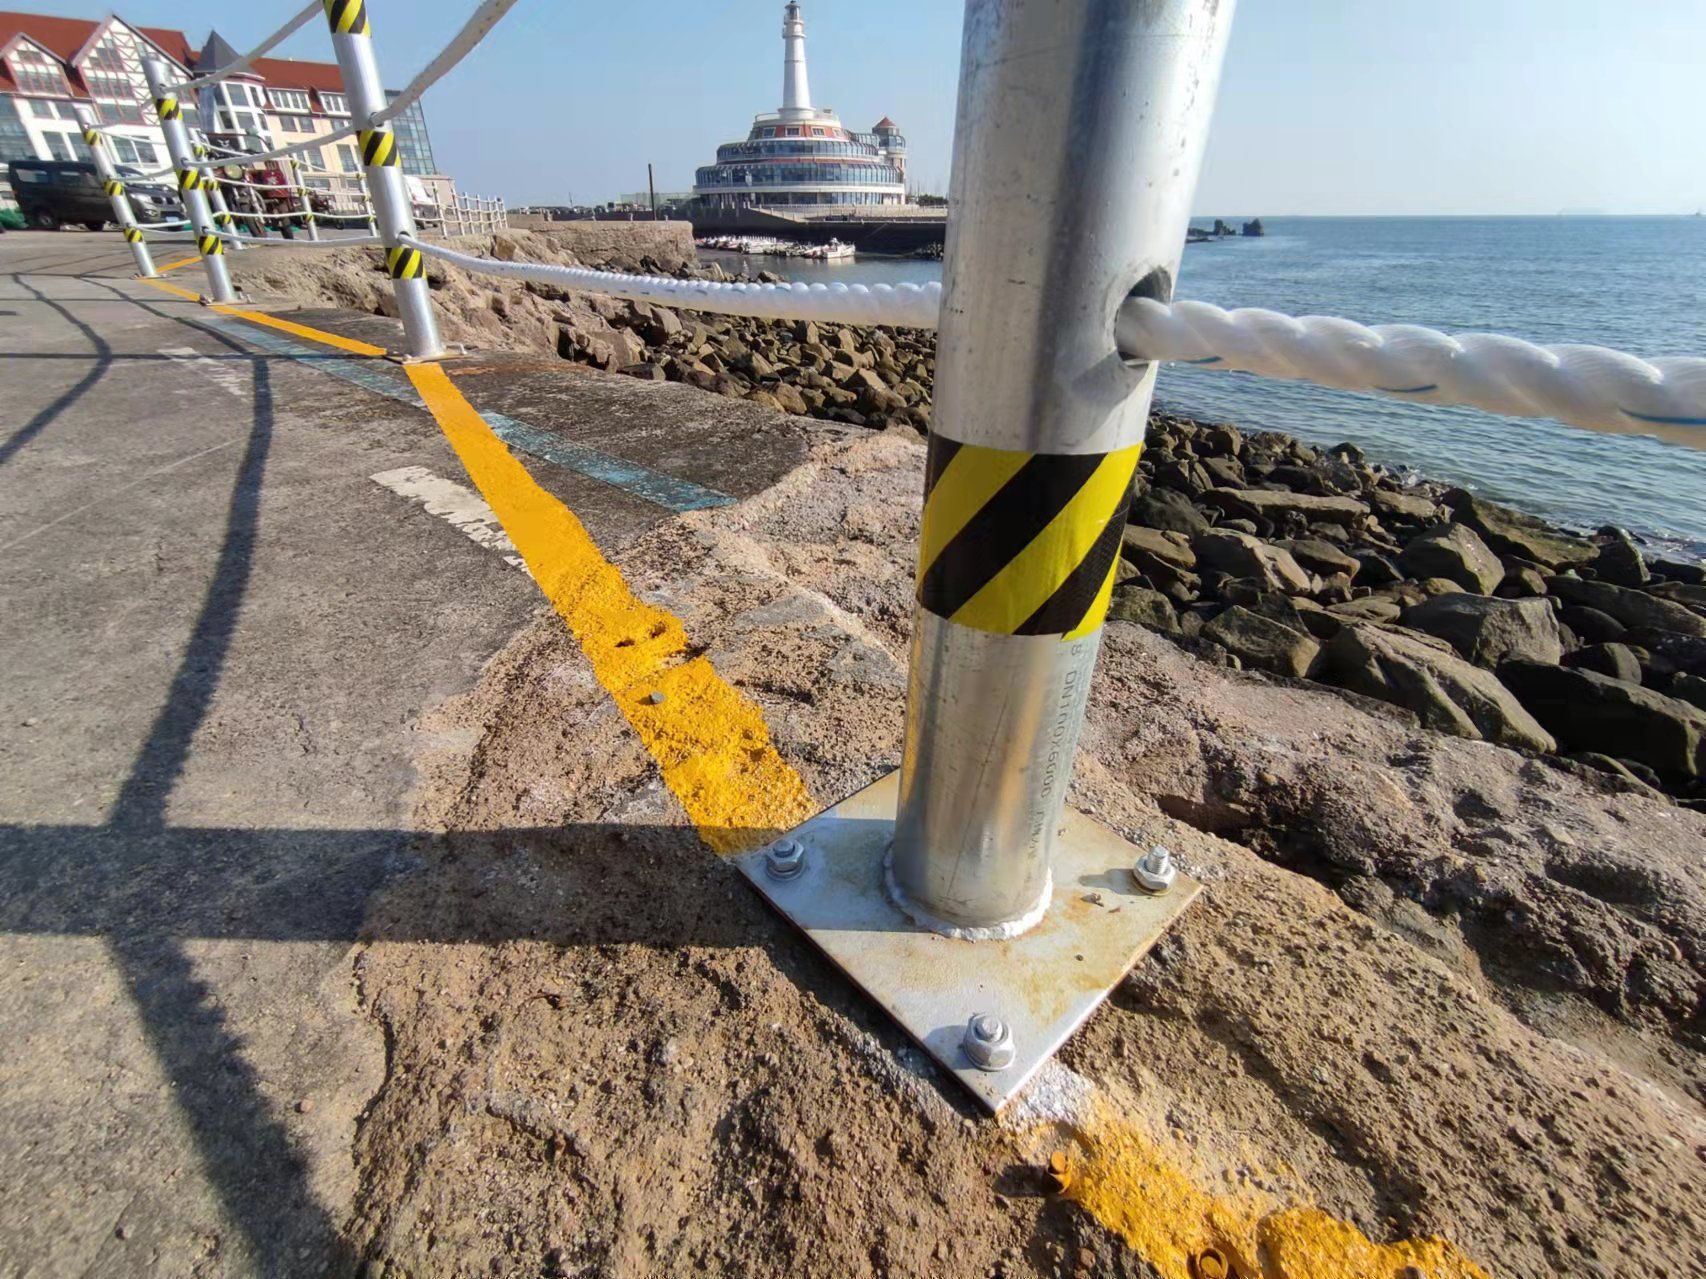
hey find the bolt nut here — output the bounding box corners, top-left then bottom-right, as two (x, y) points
(1132, 845), (1178, 894)
(962, 1012), (1016, 1072)
(764, 837), (805, 880)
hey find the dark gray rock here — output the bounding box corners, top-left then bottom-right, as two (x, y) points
(1369, 489), (1439, 522)
(1278, 537), (1361, 581)
(1563, 643), (1644, 684)
(1402, 594), (1564, 668)
(1107, 585), (1179, 632)
(1325, 624), (1556, 752)
(1655, 559), (1706, 586)
(1192, 529), (1314, 594)
(1594, 536), (1650, 587)
(1202, 605), (1322, 678)
(1209, 489), (1370, 527)
(1399, 524), (1504, 594)
(1669, 672), (1706, 712)
(1443, 490), (1597, 568)
(1120, 526), (1196, 574)
(1559, 605), (1626, 644)
(1499, 661), (1706, 778)
(1545, 576), (1706, 638)
(1496, 565), (1549, 599)
(1130, 488), (1209, 535)
(1352, 551), (1403, 587)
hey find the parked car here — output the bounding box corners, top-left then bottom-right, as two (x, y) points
(5, 159), (184, 231)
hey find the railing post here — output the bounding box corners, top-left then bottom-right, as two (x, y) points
(142, 59), (236, 302)
(195, 137), (245, 251)
(891, 0), (1236, 932)
(321, 0), (444, 359)
(288, 156), (320, 241)
(74, 107), (155, 278)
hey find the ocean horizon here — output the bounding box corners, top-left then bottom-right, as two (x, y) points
(706, 214), (1706, 561)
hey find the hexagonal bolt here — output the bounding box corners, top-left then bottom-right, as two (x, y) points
(1131, 845), (1178, 895)
(962, 1012), (1016, 1072)
(764, 837), (805, 881)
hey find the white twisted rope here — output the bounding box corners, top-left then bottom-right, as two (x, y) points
(401, 235), (946, 329)
(164, 2), (321, 94)
(1114, 298), (1706, 433)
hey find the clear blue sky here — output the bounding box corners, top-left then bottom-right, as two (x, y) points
(34, 0), (1706, 213)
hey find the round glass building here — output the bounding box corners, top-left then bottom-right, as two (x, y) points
(692, 3), (907, 212)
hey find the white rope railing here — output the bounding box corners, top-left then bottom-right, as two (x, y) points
(164, 2), (320, 94)
(1114, 299), (1706, 434)
(396, 237), (1706, 434)
(401, 234), (946, 329)
(182, 0), (523, 170)
(141, 228), (384, 248)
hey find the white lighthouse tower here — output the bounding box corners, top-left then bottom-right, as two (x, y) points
(780, 1), (813, 119)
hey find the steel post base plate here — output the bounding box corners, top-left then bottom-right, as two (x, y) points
(731, 770), (1200, 1112)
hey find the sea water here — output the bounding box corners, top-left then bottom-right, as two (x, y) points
(704, 217), (1706, 560)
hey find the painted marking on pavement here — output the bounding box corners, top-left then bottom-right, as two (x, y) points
(141, 277), (386, 356)
(1013, 1064), (1493, 1279)
(404, 360), (815, 853)
(370, 465), (527, 572)
(161, 345), (247, 399)
(137, 278), (734, 514)
(155, 256), (203, 274)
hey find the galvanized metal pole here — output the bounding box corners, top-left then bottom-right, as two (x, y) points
(322, 0), (444, 359)
(74, 108), (155, 278)
(288, 156), (320, 241)
(142, 58), (236, 303)
(888, 0), (1238, 934)
(194, 138), (245, 252)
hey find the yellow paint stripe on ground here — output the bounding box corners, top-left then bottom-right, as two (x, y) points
(156, 256), (203, 274)
(1056, 1097), (1493, 1279)
(951, 444), (1140, 634)
(915, 444), (1029, 584)
(405, 362), (816, 853)
(140, 277), (387, 357)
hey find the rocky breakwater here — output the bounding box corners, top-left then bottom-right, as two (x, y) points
(1113, 418), (1706, 809)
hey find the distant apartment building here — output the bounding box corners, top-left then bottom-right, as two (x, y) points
(0, 10), (452, 208)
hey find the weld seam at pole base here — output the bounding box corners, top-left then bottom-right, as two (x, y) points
(882, 851), (1051, 941)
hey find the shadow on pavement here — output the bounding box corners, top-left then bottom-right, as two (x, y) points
(0, 274), (114, 466)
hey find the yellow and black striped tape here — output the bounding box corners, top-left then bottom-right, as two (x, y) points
(155, 96), (180, 122)
(386, 246), (424, 280)
(214, 210), (234, 226)
(324, 0), (370, 36)
(198, 233), (225, 257)
(82, 127), (101, 146)
(104, 179), (126, 197)
(915, 436), (1142, 640)
(124, 227), (144, 244)
(359, 128), (398, 168)
(177, 169), (202, 193)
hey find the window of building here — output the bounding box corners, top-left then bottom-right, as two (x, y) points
(383, 95), (437, 175)
(320, 92), (348, 115)
(338, 143), (358, 173)
(269, 89), (311, 112)
(83, 69), (132, 100)
(0, 95), (34, 164)
(811, 128), (824, 136)
(9, 46), (68, 95)
(107, 135), (159, 167)
(96, 99), (146, 126)
(275, 113), (313, 133)
(84, 40), (126, 72)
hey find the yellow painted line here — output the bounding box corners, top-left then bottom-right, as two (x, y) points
(404, 362), (816, 853)
(1054, 1097), (1493, 1279)
(139, 277), (387, 357)
(156, 255), (203, 274)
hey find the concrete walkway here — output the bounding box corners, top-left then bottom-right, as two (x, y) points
(0, 232), (810, 1276)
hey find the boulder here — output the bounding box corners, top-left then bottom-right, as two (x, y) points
(1399, 524), (1504, 594)
(1352, 551), (1404, 587)
(1202, 606), (1321, 678)
(1120, 526), (1196, 579)
(1370, 489), (1440, 522)
(1278, 537), (1361, 581)
(1442, 490), (1596, 568)
(1107, 585), (1179, 633)
(1328, 596), (1404, 625)
(770, 382), (809, 416)
(1209, 489), (1370, 527)
(1130, 488), (1209, 535)
(1594, 536), (1650, 587)
(1402, 594), (1564, 668)
(1496, 565), (1549, 599)
(1559, 605), (1626, 644)
(1545, 577), (1706, 639)
(1563, 643), (1644, 684)
(1669, 672), (1706, 712)
(1193, 529), (1314, 595)
(1498, 661), (1706, 778)
(619, 362), (667, 381)
(1325, 625), (1556, 752)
